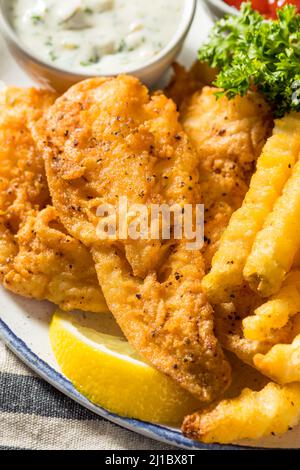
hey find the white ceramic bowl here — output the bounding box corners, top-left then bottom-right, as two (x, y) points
(203, 0), (238, 19)
(0, 0), (196, 92)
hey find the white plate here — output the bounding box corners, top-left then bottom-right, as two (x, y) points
(0, 1), (299, 450)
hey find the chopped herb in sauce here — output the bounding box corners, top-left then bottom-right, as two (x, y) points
(11, 0), (182, 74)
(31, 14), (43, 24)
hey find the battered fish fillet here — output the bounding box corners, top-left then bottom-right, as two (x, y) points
(35, 75), (231, 402)
(165, 62), (217, 109)
(4, 206), (107, 312)
(181, 87), (273, 270)
(180, 87), (273, 269)
(0, 87), (108, 313)
(165, 63), (204, 109)
(0, 87), (53, 281)
(176, 86), (274, 369)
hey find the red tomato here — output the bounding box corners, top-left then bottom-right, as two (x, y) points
(251, 0), (270, 13)
(268, 0), (300, 18)
(224, 0), (244, 8)
(224, 0), (300, 17)
(225, 0), (269, 13)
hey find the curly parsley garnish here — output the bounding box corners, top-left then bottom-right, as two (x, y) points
(198, 3), (300, 117)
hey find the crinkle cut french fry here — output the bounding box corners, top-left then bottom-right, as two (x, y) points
(244, 159), (300, 298)
(182, 382), (300, 444)
(202, 113), (300, 304)
(254, 335), (300, 384)
(243, 270), (300, 341)
(216, 311), (296, 366)
(214, 304), (274, 366)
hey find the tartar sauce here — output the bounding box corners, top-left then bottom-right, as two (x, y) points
(10, 0), (183, 73)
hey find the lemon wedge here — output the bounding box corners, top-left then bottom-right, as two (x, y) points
(50, 310), (201, 424)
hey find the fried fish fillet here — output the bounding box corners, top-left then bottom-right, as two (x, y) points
(165, 62), (217, 110)
(180, 86), (273, 270)
(0, 87), (53, 281)
(35, 75), (231, 402)
(165, 63), (204, 109)
(0, 88), (52, 235)
(4, 206), (108, 312)
(177, 86), (274, 363)
(0, 87), (108, 313)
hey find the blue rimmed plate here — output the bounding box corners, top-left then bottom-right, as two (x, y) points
(0, 1), (299, 450)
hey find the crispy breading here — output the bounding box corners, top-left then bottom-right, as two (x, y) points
(0, 220), (18, 280)
(0, 88), (53, 234)
(214, 301), (275, 366)
(202, 113), (300, 304)
(35, 75), (231, 402)
(215, 287), (300, 365)
(180, 87), (272, 269)
(180, 91), (300, 381)
(0, 87), (108, 313)
(178, 86), (274, 366)
(183, 382), (300, 444)
(0, 87), (53, 281)
(244, 158), (300, 297)
(4, 207), (108, 312)
(243, 270), (300, 342)
(181, 87), (272, 182)
(166, 63), (203, 108)
(254, 334), (300, 384)
(165, 62), (218, 110)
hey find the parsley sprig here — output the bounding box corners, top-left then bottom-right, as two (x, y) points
(198, 3), (300, 117)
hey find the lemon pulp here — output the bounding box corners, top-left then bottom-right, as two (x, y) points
(50, 310), (201, 425)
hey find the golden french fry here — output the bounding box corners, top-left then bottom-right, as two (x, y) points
(215, 303), (273, 366)
(254, 335), (300, 384)
(183, 382), (300, 444)
(243, 270), (300, 341)
(202, 113), (300, 304)
(244, 160), (300, 297)
(215, 302), (296, 366)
